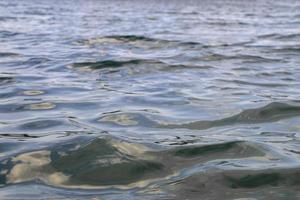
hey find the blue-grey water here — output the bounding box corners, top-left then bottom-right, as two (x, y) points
(1, 0), (300, 199)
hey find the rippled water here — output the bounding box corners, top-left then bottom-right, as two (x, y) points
(1, 0), (300, 199)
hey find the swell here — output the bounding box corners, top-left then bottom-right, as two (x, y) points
(0, 136), (265, 189)
(159, 102), (300, 130)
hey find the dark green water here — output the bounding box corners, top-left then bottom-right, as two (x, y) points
(0, 0), (300, 199)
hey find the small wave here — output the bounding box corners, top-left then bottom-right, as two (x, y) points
(105, 35), (202, 46)
(0, 77), (14, 86)
(271, 46), (300, 53)
(0, 31), (19, 38)
(71, 59), (202, 75)
(258, 33), (300, 40)
(170, 168), (300, 199)
(106, 35), (157, 42)
(72, 59), (148, 69)
(0, 52), (21, 57)
(159, 102), (300, 130)
(19, 120), (63, 130)
(75, 35), (202, 48)
(98, 112), (156, 127)
(173, 141), (240, 157)
(0, 102), (56, 113)
(0, 133), (39, 139)
(218, 79), (288, 87)
(23, 102), (56, 110)
(199, 53), (281, 63)
(274, 33), (300, 40)
(0, 16), (17, 21)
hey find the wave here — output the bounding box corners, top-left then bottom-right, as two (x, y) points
(71, 59), (209, 75)
(159, 102), (300, 130)
(75, 35), (202, 47)
(72, 59), (150, 69)
(0, 136), (267, 189)
(199, 53), (281, 63)
(170, 168), (300, 199)
(271, 46), (300, 53)
(0, 52), (21, 57)
(0, 30), (19, 38)
(258, 33), (300, 40)
(0, 77), (14, 86)
(218, 79), (288, 87)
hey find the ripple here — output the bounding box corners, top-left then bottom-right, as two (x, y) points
(0, 133), (39, 139)
(98, 112), (156, 127)
(19, 119), (63, 130)
(199, 54), (281, 63)
(23, 102), (56, 110)
(218, 79), (288, 87)
(21, 90), (45, 96)
(99, 113), (139, 126)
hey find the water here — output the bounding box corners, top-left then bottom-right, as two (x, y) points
(0, 0), (300, 199)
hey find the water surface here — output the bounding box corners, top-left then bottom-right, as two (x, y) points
(0, 0), (300, 199)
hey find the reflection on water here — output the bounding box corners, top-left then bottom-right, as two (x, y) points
(0, 0), (300, 199)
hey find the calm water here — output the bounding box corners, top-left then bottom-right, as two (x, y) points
(1, 0), (300, 199)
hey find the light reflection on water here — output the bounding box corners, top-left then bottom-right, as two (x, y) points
(0, 0), (300, 199)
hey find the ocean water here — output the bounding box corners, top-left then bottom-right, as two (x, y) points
(0, 0), (300, 199)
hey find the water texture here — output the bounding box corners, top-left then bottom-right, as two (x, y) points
(0, 0), (300, 199)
